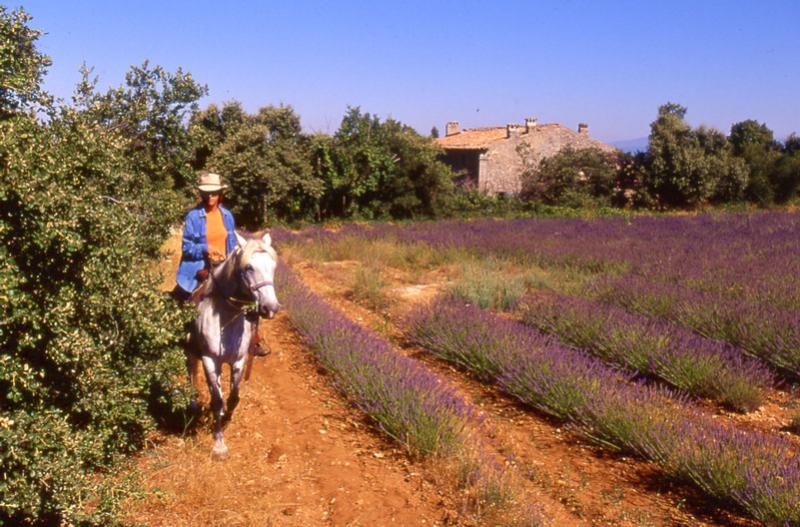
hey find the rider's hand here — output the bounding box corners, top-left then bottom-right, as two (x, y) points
(208, 248), (225, 263)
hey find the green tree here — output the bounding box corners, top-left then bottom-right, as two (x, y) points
(323, 107), (453, 219)
(645, 103), (748, 207)
(785, 133), (800, 155)
(729, 120), (781, 204)
(770, 133), (800, 202)
(190, 102), (323, 226)
(730, 119), (778, 154)
(520, 146), (618, 207)
(0, 7), (51, 117)
(78, 61), (207, 191)
(430, 125), (439, 138)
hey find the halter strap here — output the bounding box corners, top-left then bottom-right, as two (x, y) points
(249, 279), (274, 291)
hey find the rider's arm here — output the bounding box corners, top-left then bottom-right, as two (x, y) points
(182, 211), (208, 261)
(223, 207), (237, 256)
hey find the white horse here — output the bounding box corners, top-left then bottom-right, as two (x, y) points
(188, 231), (280, 458)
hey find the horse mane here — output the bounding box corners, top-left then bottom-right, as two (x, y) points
(240, 237), (278, 266)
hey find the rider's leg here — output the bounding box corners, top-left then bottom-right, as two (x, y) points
(246, 313), (270, 357)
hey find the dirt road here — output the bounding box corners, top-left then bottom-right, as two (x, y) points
(129, 314), (458, 527)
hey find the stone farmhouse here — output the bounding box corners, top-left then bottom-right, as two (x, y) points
(435, 117), (617, 195)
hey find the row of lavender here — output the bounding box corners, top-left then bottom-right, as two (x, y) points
(407, 298), (800, 526)
(275, 212), (800, 382)
(516, 292), (774, 412)
(591, 274), (800, 379)
(275, 263), (474, 456)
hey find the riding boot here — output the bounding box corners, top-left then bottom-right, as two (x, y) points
(248, 316), (270, 357)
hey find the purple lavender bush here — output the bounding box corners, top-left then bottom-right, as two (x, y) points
(594, 274), (800, 380)
(517, 292), (773, 412)
(276, 263), (475, 457)
(407, 298), (800, 525)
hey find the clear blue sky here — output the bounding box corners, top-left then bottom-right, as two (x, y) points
(16, 0), (800, 143)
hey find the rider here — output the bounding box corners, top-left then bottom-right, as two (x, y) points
(174, 171), (269, 356)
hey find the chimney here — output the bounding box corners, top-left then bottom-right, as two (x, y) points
(578, 123), (589, 135)
(525, 117), (538, 133)
(506, 123), (523, 138)
(446, 121), (460, 136)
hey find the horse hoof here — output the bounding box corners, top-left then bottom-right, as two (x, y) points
(212, 444), (229, 461)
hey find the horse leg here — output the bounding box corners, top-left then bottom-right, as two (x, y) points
(227, 354), (247, 419)
(186, 352), (201, 415)
(201, 355), (228, 459)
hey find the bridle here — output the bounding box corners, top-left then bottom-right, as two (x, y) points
(245, 275), (275, 293)
(213, 247), (276, 315)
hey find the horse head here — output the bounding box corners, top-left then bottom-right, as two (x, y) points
(233, 231), (281, 318)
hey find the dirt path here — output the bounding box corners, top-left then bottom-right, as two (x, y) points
(293, 260), (760, 527)
(128, 313), (457, 527)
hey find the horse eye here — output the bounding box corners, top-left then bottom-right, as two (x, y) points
(245, 264), (253, 271)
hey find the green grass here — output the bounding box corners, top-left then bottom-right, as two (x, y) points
(446, 257), (590, 311)
(352, 265), (390, 311)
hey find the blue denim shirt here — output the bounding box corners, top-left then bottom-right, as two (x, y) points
(175, 205), (237, 294)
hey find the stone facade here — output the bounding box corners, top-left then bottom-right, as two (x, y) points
(436, 118), (617, 195)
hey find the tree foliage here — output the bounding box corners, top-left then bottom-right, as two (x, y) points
(0, 7), (51, 116)
(520, 146), (618, 207)
(644, 103), (748, 207)
(191, 104), (455, 224)
(320, 107), (454, 219)
(189, 102), (323, 227)
(728, 119), (781, 204)
(1, 9), (191, 525)
(77, 61), (207, 191)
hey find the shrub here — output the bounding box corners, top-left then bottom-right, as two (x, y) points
(520, 146), (618, 207)
(0, 10), (192, 524)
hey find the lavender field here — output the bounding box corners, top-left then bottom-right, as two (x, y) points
(276, 210), (800, 526)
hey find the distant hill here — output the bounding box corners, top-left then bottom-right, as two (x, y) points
(611, 137), (649, 153)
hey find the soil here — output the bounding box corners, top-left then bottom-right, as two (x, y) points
(128, 313), (458, 526)
(287, 259), (762, 527)
(130, 240), (768, 526)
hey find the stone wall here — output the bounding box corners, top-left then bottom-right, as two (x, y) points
(478, 126), (617, 195)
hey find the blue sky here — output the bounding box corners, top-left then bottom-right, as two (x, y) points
(16, 0), (800, 143)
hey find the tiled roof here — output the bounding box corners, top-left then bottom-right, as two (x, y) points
(435, 123), (614, 153)
(434, 126), (510, 149)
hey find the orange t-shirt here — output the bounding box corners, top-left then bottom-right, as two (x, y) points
(205, 208), (227, 258)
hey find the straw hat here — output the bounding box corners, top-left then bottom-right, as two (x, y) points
(197, 172), (228, 192)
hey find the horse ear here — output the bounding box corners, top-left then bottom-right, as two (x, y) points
(261, 232), (272, 246)
(235, 231), (248, 248)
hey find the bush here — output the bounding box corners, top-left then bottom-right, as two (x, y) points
(1, 10), (192, 524)
(520, 146), (618, 207)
